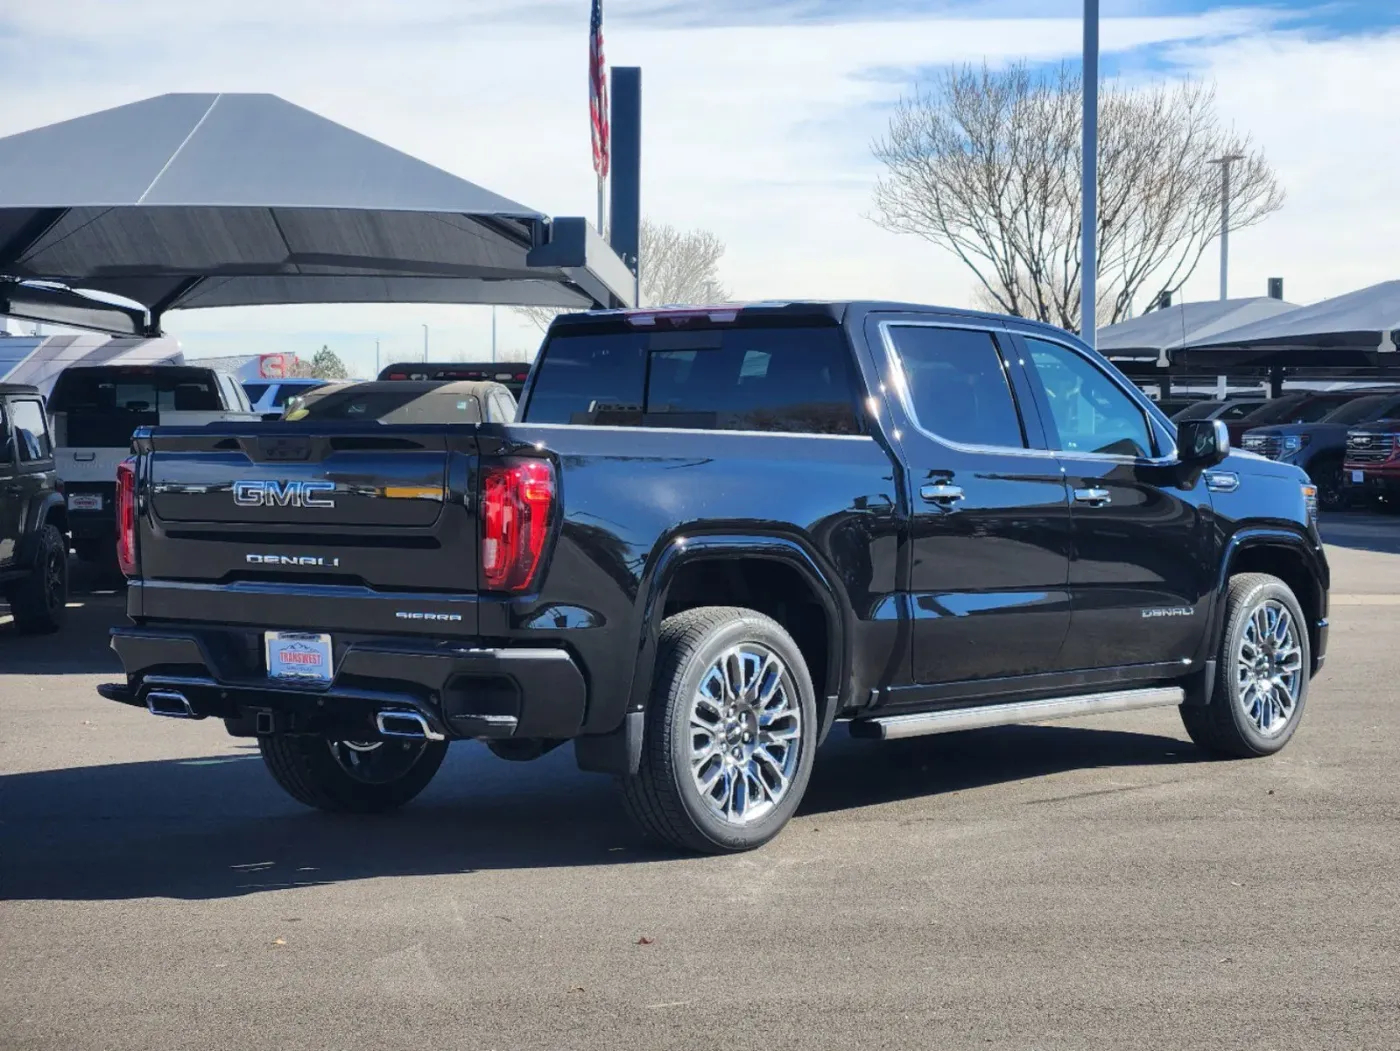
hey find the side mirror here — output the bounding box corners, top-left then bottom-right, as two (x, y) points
(1178, 418), (1229, 466)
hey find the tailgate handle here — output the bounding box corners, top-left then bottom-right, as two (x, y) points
(73, 452), (96, 462)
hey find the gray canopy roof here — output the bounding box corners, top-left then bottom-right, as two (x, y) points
(1183, 280), (1400, 352)
(0, 93), (634, 334)
(1096, 297), (1297, 360)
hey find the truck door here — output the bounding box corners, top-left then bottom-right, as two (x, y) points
(1011, 333), (1214, 670)
(874, 319), (1073, 686)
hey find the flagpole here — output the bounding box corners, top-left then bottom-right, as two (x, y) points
(597, 176), (606, 237)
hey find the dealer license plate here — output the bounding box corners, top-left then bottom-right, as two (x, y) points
(1352, 470), (1365, 484)
(264, 631), (333, 682)
(67, 493), (103, 511)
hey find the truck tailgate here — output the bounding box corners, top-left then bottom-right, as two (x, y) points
(133, 424), (481, 634)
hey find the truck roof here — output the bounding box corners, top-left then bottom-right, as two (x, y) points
(0, 382), (41, 396)
(548, 301), (1083, 343)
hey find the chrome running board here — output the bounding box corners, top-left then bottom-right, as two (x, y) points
(849, 686), (1184, 741)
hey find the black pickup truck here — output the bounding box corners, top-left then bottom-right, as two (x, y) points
(98, 302), (1329, 853)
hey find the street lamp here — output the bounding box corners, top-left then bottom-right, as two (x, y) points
(421, 323), (429, 362)
(1081, 0), (1099, 347)
(1208, 154), (1245, 300)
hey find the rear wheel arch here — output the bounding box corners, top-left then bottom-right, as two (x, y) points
(627, 536), (849, 745)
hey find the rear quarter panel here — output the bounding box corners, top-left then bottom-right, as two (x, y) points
(483, 423), (904, 733)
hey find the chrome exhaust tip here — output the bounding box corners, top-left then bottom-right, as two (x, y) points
(146, 690), (198, 719)
(376, 710), (445, 742)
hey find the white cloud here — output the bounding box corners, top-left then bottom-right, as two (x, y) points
(1, 2), (1392, 370)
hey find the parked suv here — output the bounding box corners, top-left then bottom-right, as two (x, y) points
(0, 384), (68, 633)
(99, 302), (1329, 854)
(1242, 391), (1400, 509)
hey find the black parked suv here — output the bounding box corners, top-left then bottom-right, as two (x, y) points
(0, 384), (68, 633)
(1242, 391), (1400, 509)
(99, 303), (1329, 853)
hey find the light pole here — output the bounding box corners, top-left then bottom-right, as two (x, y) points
(1208, 153), (1245, 300)
(491, 306), (497, 363)
(1081, 0), (1099, 347)
(374, 338), (381, 376)
(421, 323), (429, 362)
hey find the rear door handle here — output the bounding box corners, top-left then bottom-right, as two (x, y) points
(920, 483), (965, 507)
(1073, 487), (1111, 507)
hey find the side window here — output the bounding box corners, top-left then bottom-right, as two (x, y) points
(887, 325), (1026, 448)
(11, 400), (53, 461)
(1024, 337), (1154, 458)
(0, 403), (12, 464)
(243, 382), (270, 405)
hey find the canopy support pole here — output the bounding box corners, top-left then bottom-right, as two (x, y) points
(144, 276), (205, 336)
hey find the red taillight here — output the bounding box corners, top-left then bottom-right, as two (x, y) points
(116, 457), (137, 576)
(480, 460), (555, 592)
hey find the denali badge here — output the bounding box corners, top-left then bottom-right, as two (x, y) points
(247, 554), (341, 567)
(233, 480), (336, 508)
(396, 611), (463, 622)
(1141, 606), (1194, 618)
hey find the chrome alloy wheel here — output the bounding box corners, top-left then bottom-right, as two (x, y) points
(1236, 599), (1304, 737)
(327, 739), (427, 783)
(688, 644), (802, 826)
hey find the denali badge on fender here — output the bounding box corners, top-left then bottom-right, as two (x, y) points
(247, 554), (341, 567)
(233, 480), (336, 508)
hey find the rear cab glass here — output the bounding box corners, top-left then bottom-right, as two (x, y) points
(48, 367), (223, 447)
(522, 322), (863, 435)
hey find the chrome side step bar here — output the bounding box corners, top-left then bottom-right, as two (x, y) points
(849, 686), (1184, 741)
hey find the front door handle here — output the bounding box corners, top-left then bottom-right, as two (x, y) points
(920, 483), (965, 507)
(1073, 487), (1111, 507)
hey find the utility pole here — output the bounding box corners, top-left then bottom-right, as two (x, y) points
(421, 323), (429, 362)
(374, 338), (380, 376)
(491, 306), (497, 363)
(1209, 153), (1244, 300)
(1081, 0), (1099, 348)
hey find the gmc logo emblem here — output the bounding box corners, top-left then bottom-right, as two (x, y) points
(233, 480), (336, 508)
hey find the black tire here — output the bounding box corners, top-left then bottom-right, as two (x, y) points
(620, 606), (818, 854)
(258, 733), (448, 813)
(1308, 456), (1348, 512)
(1181, 573), (1310, 758)
(7, 523), (68, 634)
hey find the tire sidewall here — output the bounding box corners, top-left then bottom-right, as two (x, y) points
(664, 615), (818, 852)
(1219, 579), (1310, 754)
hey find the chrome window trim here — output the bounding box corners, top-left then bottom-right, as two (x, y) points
(875, 319), (1054, 458)
(1014, 331), (1180, 465)
(518, 422), (876, 442)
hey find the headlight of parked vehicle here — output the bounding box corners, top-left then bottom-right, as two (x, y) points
(1283, 434), (1310, 454)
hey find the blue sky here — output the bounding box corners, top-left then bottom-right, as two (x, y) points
(1, 0), (1397, 372)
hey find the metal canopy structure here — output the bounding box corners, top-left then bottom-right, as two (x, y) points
(0, 93), (635, 335)
(1177, 280), (1400, 368)
(1097, 297), (1298, 361)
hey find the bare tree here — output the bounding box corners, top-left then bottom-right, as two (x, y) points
(872, 63), (1285, 331)
(514, 218), (729, 332)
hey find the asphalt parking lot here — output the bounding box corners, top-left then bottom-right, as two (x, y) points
(3, 518), (1400, 1051)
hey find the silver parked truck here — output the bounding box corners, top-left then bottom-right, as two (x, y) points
(47, 365), (259, 564)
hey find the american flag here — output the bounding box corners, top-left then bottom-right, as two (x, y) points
(589, 0), (610, 179)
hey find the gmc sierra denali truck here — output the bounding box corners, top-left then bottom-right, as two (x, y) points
(97, 302), (1329, 854)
